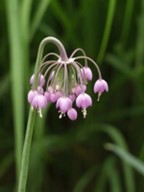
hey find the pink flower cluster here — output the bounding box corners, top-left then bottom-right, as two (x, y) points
(28, 48), (108, 120)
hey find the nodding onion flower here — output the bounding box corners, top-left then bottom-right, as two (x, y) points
(28, 37), (108, 120)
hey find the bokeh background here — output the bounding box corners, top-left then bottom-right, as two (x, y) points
(1, 0), (144, 191)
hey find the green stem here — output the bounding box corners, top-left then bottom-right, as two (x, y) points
(18, 109), (36, 192)
(18, 37), (68, 192)
(97, 0), (117, 64)
(35, 36), (68, 69)
(34, 37), (68, 88)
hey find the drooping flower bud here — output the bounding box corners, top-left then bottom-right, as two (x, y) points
(30, 74), (45, 87)
(56, 97), (72, 114)
(28, 90), (38, 104)
(81, 66), (93, 81)
(31, 94), (47, 109)
(72, 84), (87, 96)
(94, 79), (108, 101)
(67, 108), (77, 120)
(76, 93), (92, 118)
(76, 93), (92, 109)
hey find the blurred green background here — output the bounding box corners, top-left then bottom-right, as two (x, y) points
(1, 0), (144, 191)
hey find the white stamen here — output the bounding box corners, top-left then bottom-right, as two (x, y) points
(59, 113), (63, 119)
(97, 93), (101, 101)
(38, 109), (43, 118)
(59, 112), (66, 119)
(82, 109), (87, 118)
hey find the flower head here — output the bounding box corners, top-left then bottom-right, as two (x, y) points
(27, 37), (108, 119)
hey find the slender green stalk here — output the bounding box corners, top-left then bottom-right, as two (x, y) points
(18, 37), (68, 192)
(18, 109), (36, 192)
(5, 0), (24, 181)
(34, 37), (68, 80)
(97, 0), (117, 64)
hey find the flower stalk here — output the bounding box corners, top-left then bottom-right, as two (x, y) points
(18, 36), (68, 192)
(18, 36), (108, 192)
(18, 109), (36, 192)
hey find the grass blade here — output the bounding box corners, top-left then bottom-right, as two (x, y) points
(30, 0), (51, 40)
(94, 157), (122, 192)
(73, 166), (97, 192)
(120, 0), (135, 44)
(5, 0), (24, 181)
(106, 143), (144, 175)
(99, 125), (135, 192)
(135, 0), (144, 67)
(107, 157), (122, 192)
(97, 0), (117, 64)
(20, 0), (33, 42)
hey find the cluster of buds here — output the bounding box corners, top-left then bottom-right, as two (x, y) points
(28, 37), (108, 120)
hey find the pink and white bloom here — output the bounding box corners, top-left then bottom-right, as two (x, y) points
(32, 94), (47, 109)
(30, 74), (45, 87)
(30, 94), (47, 117)
(76, 93), (92, 109)
(81, 66), (93, 81)
(67, 108), (77, 120)
(72, 85), (87, 96)
(68, 94), (76, 102)
(56, 96), (72, 114)
(94, 79), (108, 101)
(76, 93), (92, 118)
(28, 90), (38, 104)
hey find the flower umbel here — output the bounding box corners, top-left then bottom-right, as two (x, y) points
(28, 37), (108, 120)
